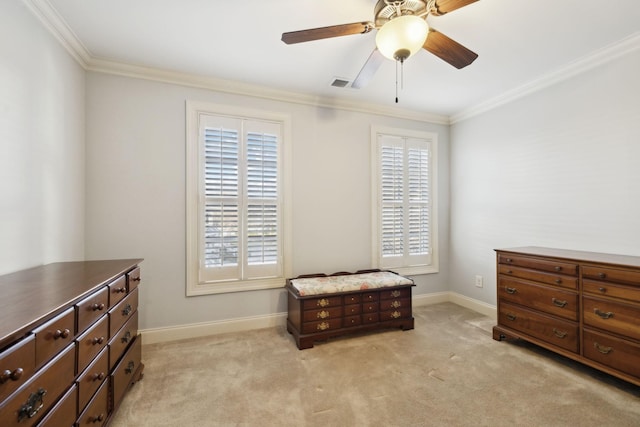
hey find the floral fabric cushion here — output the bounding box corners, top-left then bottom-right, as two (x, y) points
(290, 271), (413, 296)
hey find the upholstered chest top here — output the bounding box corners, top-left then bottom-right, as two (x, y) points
(289, 271), (413, 296)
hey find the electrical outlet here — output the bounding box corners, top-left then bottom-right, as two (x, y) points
(475, 275), (483, 288)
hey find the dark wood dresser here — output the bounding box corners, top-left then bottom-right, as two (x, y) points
(494, 247), (640, 386)
(0, 259), (143, 426)
(286, 270), (415, 349)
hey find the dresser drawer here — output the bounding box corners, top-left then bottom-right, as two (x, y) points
(303, 307), (342, 322)
(380, 288), (411, 300)
(583, 296), (640, 341)
(109, 288), (138, 337)
(77, 347), (108, 413)
(77, 287), (108, 334)
(0, 335), (35, 402)
(108, 275), (128, 308)
(301, 319), (342, 335)
(77, 379), (109, 427)
(499, 302), (578, 353)
(33, 308), (75, 368)
(35, 384), (77, 427)
(499, 265), (577, 290)
(379, 298), (411, 311)
(0, 345), (75, 427)
(583, 279), (640, 302)
(127, 267), (142, 292)
(582, 265), (640, 285)
(583, 328), (640, 379)
(301, 296), (342, 310)
(111, 335), (142, 409)
(498, 277), (578, 321)
(109, 312), (138, 371)
(76, 315), (109, 374)
(380, 308), (412, 321)
(498, 254), (578, 276)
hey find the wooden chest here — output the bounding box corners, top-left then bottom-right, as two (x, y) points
(286, 270), (415, 349)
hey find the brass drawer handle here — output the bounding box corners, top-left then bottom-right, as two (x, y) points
(317, 310), (330, 319)
(594, 342), (613, 354)
(53, 328), (71, 339)
(391, 290), (401, 298)
(391, 310), (402, 319)
(390, 300), (402, 308)
(505, 287), (517, 294)
(317, 298), (330, 307)
(594, 308), (614, 319)
(316, 321), (330, 331)
(552, 328), (567, 338)
(18, 388), (47, 421)
(552, 298), (567, 308)
(506, 313), (517, 321)
(0, 368), (24, 384)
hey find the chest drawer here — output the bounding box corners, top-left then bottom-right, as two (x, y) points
(303, 307), (342, 322)
(344, 304), (361, 316)
(498, 277), (578, 321)
(35, 384), (77, 427)
(33, 308), (75, 368)
(77, 287), (108, 334)
(583, 296), (640, 342)
(127, 267), (142, 293)
(499, 301), (578, 353)
(583, 328), (640, 379)
(111, 335), (142, 409)
(109, 312), (138, 370)
(379, 298), (411, 311)
(380, 288), (411, 300)
(498, 254), (578, 276)
(380, 307), (412, 321)
(77, 379), (109, 427)
(301, 319), (342, 335)
(109, 288), (138, 338)
(76, 315), (109, 374)
(77, 347), (108, 413)
(0, 344), (75, 427)
(108, 276), (128, 308)
(0, 335), (35, 402)
(343, 294), (361, 305)
(582, 265), (640, 285)
(499, 265), (577, 290)
(583, 279), (640, 302)
(302, 296), (342, 310)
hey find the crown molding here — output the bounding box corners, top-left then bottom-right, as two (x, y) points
(451, 31), (640, 124)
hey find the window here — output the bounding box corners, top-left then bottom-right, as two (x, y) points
(371, 126), (438, 275)
(186, 102), (291, 295)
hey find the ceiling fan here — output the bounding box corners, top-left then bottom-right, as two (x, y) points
(281, 0), (479, 89)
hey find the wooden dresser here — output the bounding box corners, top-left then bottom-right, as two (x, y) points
(286, 270), (415, 349)
(0, 259), (143, 426)
(494, 247), (640, 386)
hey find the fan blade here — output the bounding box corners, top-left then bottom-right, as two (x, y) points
(431, 0), (479, 16)
(423, 29), (478, 69)
(352, 49), (385, 89)
(282, 22), (374, 44)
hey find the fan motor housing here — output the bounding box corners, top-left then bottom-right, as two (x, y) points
(374, 0), (429, 27)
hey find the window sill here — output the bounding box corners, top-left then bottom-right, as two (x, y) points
(187, 276), (285, 296)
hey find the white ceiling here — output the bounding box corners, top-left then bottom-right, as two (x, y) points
(41, 0), (640, 120)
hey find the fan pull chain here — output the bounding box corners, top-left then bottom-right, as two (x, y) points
(394, 58), (405, 104)
(395, 60), (399, 103)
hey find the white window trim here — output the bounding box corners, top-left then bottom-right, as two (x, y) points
(370, 125), (439, 276)
(186, 100), (292, 295)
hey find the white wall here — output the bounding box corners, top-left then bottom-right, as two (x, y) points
(0, 1), (85, 275)
(84, 73), (451, 330)
(449, 48), (640, 305)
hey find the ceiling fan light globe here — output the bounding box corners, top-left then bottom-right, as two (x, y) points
(375, 15), (429, 61)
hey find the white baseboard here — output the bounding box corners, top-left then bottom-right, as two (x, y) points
(140, 292), (496, 345)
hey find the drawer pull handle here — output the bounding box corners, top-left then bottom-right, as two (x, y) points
(598, 272), (606, 279)
(598, 287), (607, 293)
(506, 270), (513, 274)
(594, 309), (614, 319)
(505, 287), (517, 294)
(554, 279), (562, 284)
(53, 328), (71, 339)
(122, 304), (133, 316)
(552, 298), (567, 308)
(0, 367), (24, 384)
(90, 413), (105, 423)
(122, 331), (132, 344)
(91, 336), (105, 345)
(91, 372), (105, 381)
(317, 298), (330, 308)
(390, 301), (402, 308)
(317, 322), (330, 331)
(506, 313), (517, 321)
(125, 360), (136, 375)
(391, 310), (402, 319)
(91, 303), (105, 311)
(552, 328), (567, 338)
(391, 290), (401, 298)
(18, 388), (46, 421)
(506, 258), (512, 263)
(114, 287), (127, 294)
(317, 310), (330, 319)
(132, 276), (141, 282)
(554, 266), (562, 272)
(594, 342), (613, 354)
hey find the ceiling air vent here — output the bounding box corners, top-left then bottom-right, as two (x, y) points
(331, 78), (350, 88)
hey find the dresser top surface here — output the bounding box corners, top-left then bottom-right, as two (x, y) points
(0, 259), (142, 349)
(496, 246), (640, 268)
